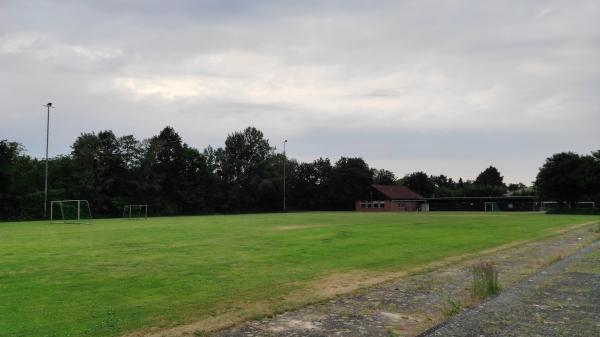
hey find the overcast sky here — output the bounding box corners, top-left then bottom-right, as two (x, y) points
(1, 1), (599, 184)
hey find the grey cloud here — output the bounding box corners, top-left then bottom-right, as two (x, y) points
(1, 0), (599, 184)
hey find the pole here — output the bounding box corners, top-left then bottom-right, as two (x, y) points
(43, 103), (52, 218)
(283, 140), (287, 212)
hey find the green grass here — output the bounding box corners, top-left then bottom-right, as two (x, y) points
(0, 212), (598, 337)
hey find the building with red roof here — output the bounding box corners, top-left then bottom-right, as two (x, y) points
(355, 184), (426, 212)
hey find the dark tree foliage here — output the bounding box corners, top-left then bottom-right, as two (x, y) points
(289, 158), (332, 210)
(507, 183), (527, 192)
(372, 169), (397, 185)
(4, 127), (596, 220)
(216, 127), (275, 211)
(475, 166), (505, 187)
(400, 171), (435, 197)
(329, 157), (373, 209)
(1, 140), (36, 219)
(430, 175), (456, 197)
(535, 151), (600, 204)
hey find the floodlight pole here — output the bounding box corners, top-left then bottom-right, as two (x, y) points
(283, 140), (288, 212)
(43, 103), (53, 218)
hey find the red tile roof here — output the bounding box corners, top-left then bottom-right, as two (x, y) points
(372, 184), (424, 200)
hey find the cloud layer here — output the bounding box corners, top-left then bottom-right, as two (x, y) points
(1, 0), (599, 183)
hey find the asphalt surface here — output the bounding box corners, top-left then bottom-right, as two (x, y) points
(421, 240), (600, 337)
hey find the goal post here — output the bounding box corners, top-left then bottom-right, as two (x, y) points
(123, 204), (148, 219)
(50, 200), (92, 224)
(484, 201), (501, 212)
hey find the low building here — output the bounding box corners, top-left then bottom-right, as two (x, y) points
(426, 196), (539, 212)
(355, 185), (426, 212)
(356, 185), (540, 212)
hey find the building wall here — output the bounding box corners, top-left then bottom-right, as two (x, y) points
(355, 200), (422, 212)
(355, 200), (391, 212)
(427, 199), (538, 211)
(394, 201), (420, 211)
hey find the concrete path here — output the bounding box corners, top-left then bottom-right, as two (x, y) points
(421, 240), (600, 337)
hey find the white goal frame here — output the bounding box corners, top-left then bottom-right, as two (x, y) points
(576, 201), (595, 208)
(484, 201), (500, 212)
(123, 204), (148, 219)
(541, 201), (559, 211)
(541, 201), (596, 211)
(50, 200), (93, 224)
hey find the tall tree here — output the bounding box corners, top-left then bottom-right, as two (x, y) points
(475, 166), (505, 187)
(372, 169), (396, 185)
(71, 130), (127, 215)
(290, 158), (332, 210)
(329, 157), (373, 209)
(216, 127), (274, 210)
(535, 152), (586, 204)
(400, 171), (435, 197)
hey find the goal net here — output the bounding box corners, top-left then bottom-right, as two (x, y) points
(50, 200), (92, 224)
(484, 202), (501, 212)
(123, 204), (148, 219)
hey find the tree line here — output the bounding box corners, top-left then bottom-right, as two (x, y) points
(1, 126), (598, 219)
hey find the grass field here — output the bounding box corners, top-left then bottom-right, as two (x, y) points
(1, 212), (598, 337)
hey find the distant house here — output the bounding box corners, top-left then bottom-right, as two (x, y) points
(356, 184), (426, 212)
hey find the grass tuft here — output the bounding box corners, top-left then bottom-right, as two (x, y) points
(443, 298), (462, 318)
(472, 261), (500, 299)
(545, 254), (563, 266)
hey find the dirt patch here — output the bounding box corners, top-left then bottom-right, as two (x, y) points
(124, 221), (599, 337)
(269, 318), (321, 332)
(272, 224), (331, 231)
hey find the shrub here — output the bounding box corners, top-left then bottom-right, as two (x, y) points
(546, 208), (600, 215)
(472, 262), (500, 299)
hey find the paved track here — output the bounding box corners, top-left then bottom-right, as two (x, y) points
(421, 240), (600, 337)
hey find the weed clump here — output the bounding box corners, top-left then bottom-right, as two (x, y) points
(472, 261), (500, 299)
(443, 298), (462, 318)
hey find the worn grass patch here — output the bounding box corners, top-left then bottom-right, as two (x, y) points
(0, 212), (598, 337)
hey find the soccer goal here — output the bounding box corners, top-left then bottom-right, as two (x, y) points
(50, 200), (92, 224)
(576, 201), (595, 209)
(541, 201), (559, 211)
(484, 202), (501, 212)
(123, 204), (148, 219)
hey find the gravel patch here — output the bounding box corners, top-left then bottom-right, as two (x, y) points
(421, 240), (600, 337)
(209, 225), (599, 337)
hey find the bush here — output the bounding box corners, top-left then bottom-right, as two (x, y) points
(472, 262), (500, 299)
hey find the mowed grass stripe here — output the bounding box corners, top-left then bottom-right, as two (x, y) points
(0, 212), (598, 337)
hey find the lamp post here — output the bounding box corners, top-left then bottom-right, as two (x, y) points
(283, 139), (288, 212)
(43, 103), (53, 218)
